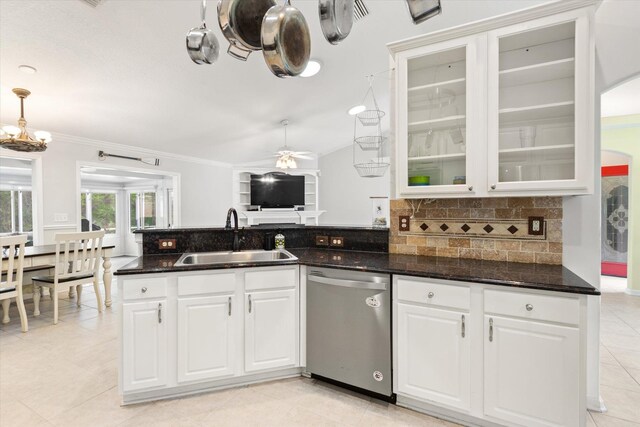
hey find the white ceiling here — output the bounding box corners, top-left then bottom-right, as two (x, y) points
(601, 75), (640, 117)
(1, 0), (549, 165)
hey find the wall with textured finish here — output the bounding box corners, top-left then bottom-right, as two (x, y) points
(390, 197), (563, 265)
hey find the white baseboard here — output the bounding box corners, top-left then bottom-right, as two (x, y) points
(587, 395), (607, 412)
(624, 288), (640, 297)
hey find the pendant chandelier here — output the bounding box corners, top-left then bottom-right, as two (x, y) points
(0, 88), (51, 152)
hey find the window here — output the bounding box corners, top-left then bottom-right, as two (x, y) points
(130, 191), (157, 231)
(0, 189), (33, 234)
(81, 192), (117, 234)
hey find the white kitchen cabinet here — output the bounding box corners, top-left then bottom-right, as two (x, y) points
(177, 295), (236, 383)
(393, 274), (587, 427)
(484, 315), (580, 427)
(486, 9), (594, 195)
(396, 303), (470, 411)
(389, 3), (594, 198)
(394, 35), (485, 197)
(122, 299), (168, 392)
(119, 266), (300, 404)
(245, 288), (298, 373)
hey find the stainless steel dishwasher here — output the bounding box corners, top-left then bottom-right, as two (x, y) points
(306, 267), (393, 400)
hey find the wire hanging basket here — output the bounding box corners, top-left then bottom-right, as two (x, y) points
(354, 161), (390, 178)
(354, 135), (385, 151)
(357, 109), (385, 127)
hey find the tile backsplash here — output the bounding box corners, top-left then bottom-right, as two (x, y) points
(390, 197), (562, 265)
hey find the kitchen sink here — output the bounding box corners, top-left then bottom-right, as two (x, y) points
(174, 249), (297, 267)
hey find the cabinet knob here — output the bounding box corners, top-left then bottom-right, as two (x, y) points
(490, 184), (496, 190)
(141, 287), (147, 293)
(468, 186), (473, 191)
(427, 292), (435, 299)
(526, 304), (534, 311)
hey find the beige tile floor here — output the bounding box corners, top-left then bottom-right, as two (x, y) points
(0, 266), (638, 427)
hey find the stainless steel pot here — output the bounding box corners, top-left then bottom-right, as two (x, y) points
(261, 0), (311, 78)
(186, 0), (220, 64)
(405, 0), (441, 25)
(319, 0), (354, 45)
(218, 0), (277, 61)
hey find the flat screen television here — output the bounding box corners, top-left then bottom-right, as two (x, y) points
(250, 173), (305, 208)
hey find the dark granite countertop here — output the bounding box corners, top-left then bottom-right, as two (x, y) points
(133, 225), (389, 234)
(115, 248), (599, 296)
(114, 253), (299, 275)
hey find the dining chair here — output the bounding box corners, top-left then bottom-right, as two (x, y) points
(0, 234), (29, 332)
(32, 230), (105, 324)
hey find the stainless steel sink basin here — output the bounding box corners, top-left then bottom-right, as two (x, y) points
(174, 249), (297, 267)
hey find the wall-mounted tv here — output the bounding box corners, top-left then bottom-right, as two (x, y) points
(250, 173), (305, 208)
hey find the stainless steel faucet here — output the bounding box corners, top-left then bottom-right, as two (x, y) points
(225, 208), (244, 252)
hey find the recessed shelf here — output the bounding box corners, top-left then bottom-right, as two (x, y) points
(408, 153), (465, 161)
(408, 115), (466, 132)
(239, 192), (250, 195)
(238, 180), (250, 184)
(500, 58), (574, 87)
(499, 101), (574, 125)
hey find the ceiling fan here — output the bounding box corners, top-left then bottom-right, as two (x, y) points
(273, 120), (313, 169)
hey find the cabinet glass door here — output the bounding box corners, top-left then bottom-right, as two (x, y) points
(488, 16), (590, 193)
(400, 40), (474, 195)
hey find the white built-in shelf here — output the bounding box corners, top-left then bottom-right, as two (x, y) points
(499, 144), (574, 154)
(499, 101), (574, 125)
(408, 115), (466, 132)
(499, 144), (574, 163)
(408, 153), (465, 162)
(238, 203), (250, 206)
(499, 58), (574, 87)
(238, 180), (250, 184)
(408, 78), (466, 98)
(239, 192), (250, 195)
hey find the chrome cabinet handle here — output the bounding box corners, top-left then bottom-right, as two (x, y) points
(526, 304), (533, 311)
(248, 294), (252, 313)
(461, 314), (466, 338)
(489, 318), (493, 342)
(427, 292), (434, 299)
(490, 184), (496, 190)
(228, 297), (232, 316)
(468, 186), (473, 191)
(141, 287), (147, 293)
(158, 303), (162, 324)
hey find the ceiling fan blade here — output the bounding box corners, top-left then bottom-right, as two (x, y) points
(294, 154), (314, 160)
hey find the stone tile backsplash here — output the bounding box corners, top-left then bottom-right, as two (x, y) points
(390, 197), (562, 265)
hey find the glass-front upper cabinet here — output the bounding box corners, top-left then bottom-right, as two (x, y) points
(487, 11), (593, 195)
(395, 36), (484, 197)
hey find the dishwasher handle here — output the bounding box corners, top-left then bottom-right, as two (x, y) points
(308, 273), (388, 291)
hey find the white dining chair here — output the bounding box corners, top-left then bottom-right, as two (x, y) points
(32, 230), (105, 324)
(0, 234), (29, 332)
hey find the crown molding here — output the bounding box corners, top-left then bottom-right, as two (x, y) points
(387, 0), (598, 54)
(50, 131), (232, 168)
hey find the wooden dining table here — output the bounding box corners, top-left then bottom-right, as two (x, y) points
(1, 244), (116, 307)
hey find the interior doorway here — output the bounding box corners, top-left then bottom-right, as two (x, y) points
(600, 152), (630, 278)
(77, 163), (180, 257)
(600, 74), (639, 294)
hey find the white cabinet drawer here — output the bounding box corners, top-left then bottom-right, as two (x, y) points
(484, 289), (580, 325)
(245, 268), (297, 291)
(178, 273), (236, 296)
(396, 277), (470, 311)
(123, 277), (168, 301)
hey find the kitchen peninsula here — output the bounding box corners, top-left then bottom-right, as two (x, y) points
(116, 225), (598, 426)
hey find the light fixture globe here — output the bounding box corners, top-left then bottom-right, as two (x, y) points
(0, 88), (51, 152)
